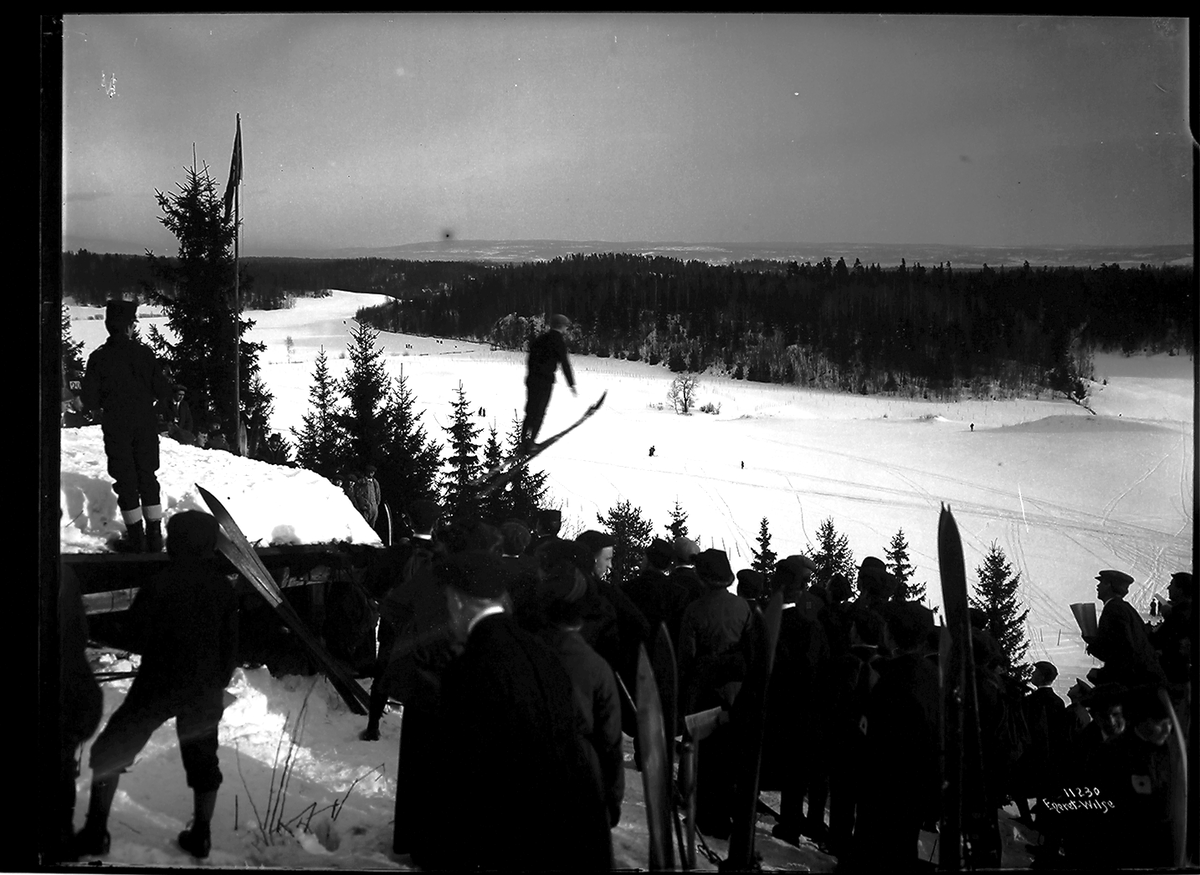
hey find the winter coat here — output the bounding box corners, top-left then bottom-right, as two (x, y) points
(1088, 596), (1165, 686)
(1150, 600), (1195, 685)
(620, 568), (695, 647)
(539, 626), (625, 827)
(761, 603), (831, 788)
(1016, 685), (1068, 795)
(677, 587), (752, 713)
(124, 556), (239, 699)
(80, 333), (172, 430)
(526, 329), (575, 388)
(433, 613), (612, 870)
(379, 552), (456, 710)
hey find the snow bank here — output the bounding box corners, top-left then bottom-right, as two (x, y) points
(60, 426), (380, 553)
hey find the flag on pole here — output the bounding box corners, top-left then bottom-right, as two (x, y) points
(223, 115), (242, 222)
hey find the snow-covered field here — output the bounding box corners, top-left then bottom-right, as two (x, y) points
(59, 290), (1194, 869)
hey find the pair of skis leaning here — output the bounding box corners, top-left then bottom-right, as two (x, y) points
(198, 484), (371, 715)
(636, 591), (784, 872)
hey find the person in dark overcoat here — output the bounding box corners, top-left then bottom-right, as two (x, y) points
(765, 555), (833, 847)
(1084, 569), (1165, 687)
(73, 511), (238, 860)
(160, 383), (196, 445)
(521, 314), (577, 452)
(677, 548), (751, 838)
(848, 601), (940, 871)
(1150, 570), (1194, 688)
(429, 551), (611, 870)
(574, 530), (652, 748)
(1013, 661), (1067, 824)
(79, 300), (174, 552)
(621, 536), (695, 647)
(669, 536), (707, 604)
(532, 558), (625, 831)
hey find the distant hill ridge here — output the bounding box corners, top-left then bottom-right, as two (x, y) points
(331, 239), (1194, 268)
(63, 236), (1193, 268)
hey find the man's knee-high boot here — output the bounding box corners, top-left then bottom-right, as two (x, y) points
(178, 789), (218, 858)
(74, 776), (119, 856)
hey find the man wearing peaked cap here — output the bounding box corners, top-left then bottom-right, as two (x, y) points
(670, 536), (706, 603)
(79, 299), (174, 554)
(1084, 568), (1165, 687)
(676, 545), (752, 837)
(621, 537), (693, 649)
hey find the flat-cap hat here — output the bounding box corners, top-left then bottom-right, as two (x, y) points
(575, 530), (615, 556)
(673, 536), (700, 562)
(1096, 569), (1134, 593)
(105, 299), (138, 326)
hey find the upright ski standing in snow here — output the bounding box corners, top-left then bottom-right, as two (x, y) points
(197, 484), (371, 715)
(467, 392), (607, 501)
(723, 591), (784, 872)
(636, 641), (674, 872)
(937, 504), (997, 869)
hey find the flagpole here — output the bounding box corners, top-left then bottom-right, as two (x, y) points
(232, 113), (243, 455)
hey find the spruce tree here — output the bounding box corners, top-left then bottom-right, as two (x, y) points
(478, 423), (507, 522)
(291, 348), (346, 480)
(143, 160), (269, 445)
(503, 413), (549, 524)
(441, 382), (482, 517)
(970, 541), (1032, 682)
(664, 498), (689, 540)
(810, 517), (856, 590)
(336, 320), (390, 471)
(598, 499), (655, 588)
(886, 528), (926, 603)
(61, 305), (85, 377)
(752, 517), (777, 574)
(380, 365), (442, 516)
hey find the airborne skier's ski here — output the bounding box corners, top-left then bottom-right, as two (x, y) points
(723, 590), (784, 871)
(197, 484), (371, 715)
(468, 392), (606, 500)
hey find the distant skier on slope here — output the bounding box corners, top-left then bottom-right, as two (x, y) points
(521, 314), (577, 453)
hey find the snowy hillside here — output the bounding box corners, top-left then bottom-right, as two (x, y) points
(58, 290), (1192, 869)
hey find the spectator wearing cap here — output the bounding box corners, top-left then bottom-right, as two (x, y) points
(765, 554), (833, 847)
(74, 511), (238, 860)
(621, 537), (695, 647)
(532, 561), (625, 831)
(160, 383), (196, 445)
(1013, 661), (1068, 831)
(430, 552), (612, 870)
(498, 520), (541, 626)
(206, 421), (231, 453)
(736, 569), (767, 606)
(528, 507), (566, 556)
(677, 548), (751, 839)
(1084, 570), (1165, 687)
(669, 536), (707, 603)
(78, 300), (174, 553)
(850, 601), (940, 870)
(1150, 570), (1194, 689)
(574, 530), (652, 748)
(521, 314), (577, 452)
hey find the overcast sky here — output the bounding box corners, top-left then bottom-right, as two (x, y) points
(60, 14), (1192, 257)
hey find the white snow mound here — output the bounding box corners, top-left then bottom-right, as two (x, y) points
(59, 425), (380, 553)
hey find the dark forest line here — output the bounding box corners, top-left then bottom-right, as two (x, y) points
(62, 249), (1193, 400)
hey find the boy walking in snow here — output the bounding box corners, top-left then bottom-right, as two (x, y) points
(73, 511), (239, 860)
(79, 300), (174, 552)
(521, 314), (577, 453)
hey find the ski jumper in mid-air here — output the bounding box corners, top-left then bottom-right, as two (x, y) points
(521, 314), (577, 453)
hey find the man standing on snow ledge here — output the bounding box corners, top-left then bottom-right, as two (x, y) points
(521, 314), (577, 453)
(79, 300), (174, 553)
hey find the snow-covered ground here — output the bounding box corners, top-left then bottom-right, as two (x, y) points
(59, 290), (1194, 869)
